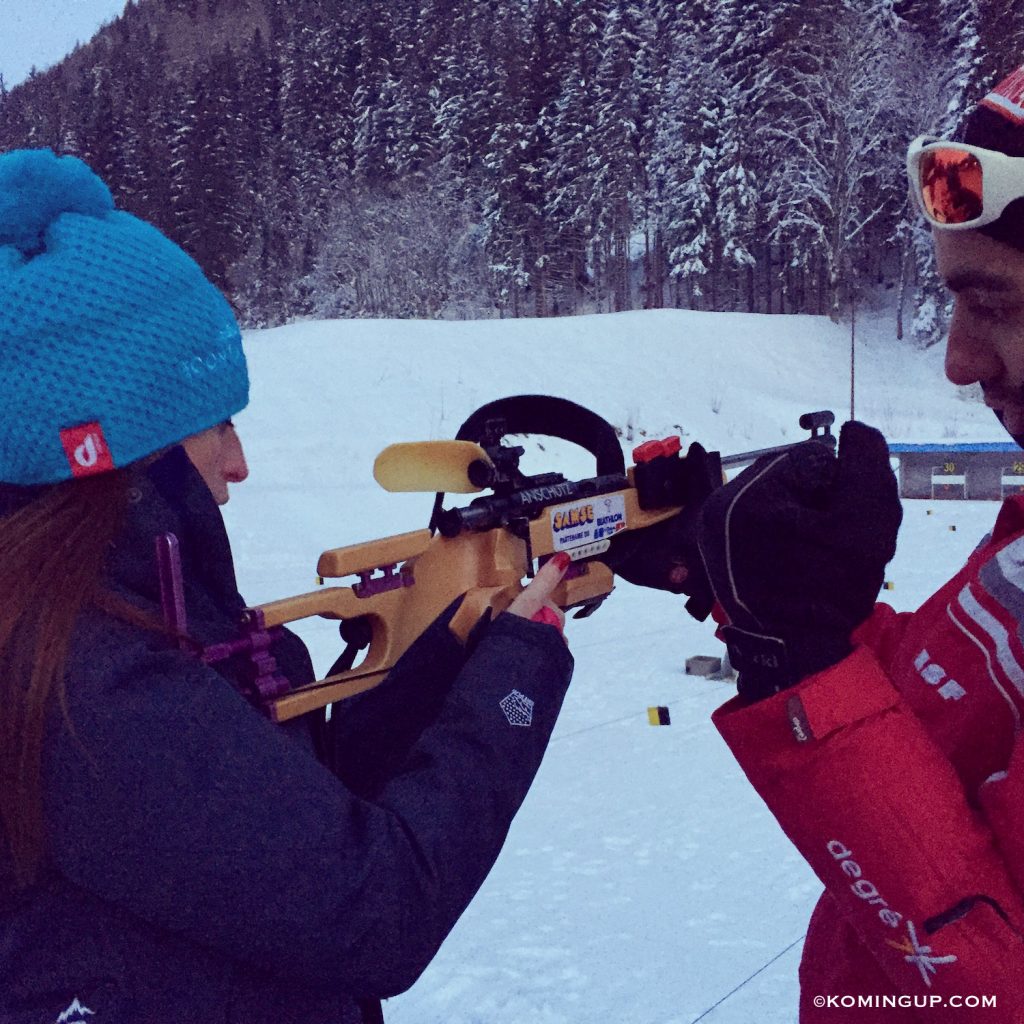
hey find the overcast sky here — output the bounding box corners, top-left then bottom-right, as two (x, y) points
(1, 0), (127, 87)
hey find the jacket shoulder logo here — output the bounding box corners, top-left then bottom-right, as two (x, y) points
(55, 999), (95, 1024)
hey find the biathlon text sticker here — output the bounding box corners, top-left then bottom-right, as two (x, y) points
(549, 494), (627, 552)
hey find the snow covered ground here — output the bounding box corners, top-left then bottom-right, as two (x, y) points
(224, 308), (998, 1023)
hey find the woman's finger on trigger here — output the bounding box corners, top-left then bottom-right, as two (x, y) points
(535, 551), (572, 589)
(508, 552), (571, 618)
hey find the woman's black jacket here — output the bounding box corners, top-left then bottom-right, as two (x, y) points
(0, 447), (573, 1023)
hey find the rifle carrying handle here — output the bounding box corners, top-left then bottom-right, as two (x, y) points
(431, 395), (626, 534)
(452, 395), (625, 475)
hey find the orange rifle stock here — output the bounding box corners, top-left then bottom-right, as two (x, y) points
(247, 398), (835, 724)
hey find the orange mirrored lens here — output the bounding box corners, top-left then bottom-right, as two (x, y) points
(919, 148), (984, 224)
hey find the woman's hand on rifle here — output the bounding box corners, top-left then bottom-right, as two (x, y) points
(508, 552), (572, 641)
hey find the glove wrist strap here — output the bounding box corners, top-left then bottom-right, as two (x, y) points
(722, 625), (853, 701)
(721, 625), (792, 700)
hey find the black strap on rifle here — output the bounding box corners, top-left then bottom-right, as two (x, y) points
(327, 616), (373, 678)
(428, 395), (625, 534)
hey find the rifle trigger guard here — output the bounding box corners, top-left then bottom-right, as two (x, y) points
(571, 595), (608, 619)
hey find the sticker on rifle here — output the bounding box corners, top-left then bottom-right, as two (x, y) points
(549, 494), (627, 552)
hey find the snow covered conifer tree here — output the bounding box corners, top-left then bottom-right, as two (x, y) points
(909, 0), (979, 346)
(650, 2), (721, 309)
(589, 0), (658, 312)
(760, 0), (901, 319)
(166, 51), (243, 292)
(479, 0), (554, 315)
(543, 0), (607, 313)
(351, 9), (400, 185)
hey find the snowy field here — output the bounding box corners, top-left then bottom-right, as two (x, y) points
(224, 309), (999, 1024)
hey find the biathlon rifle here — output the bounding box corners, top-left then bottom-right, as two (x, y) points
(158, 396), (835, 723)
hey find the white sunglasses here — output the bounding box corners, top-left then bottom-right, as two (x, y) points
(907, 134), (1024, 229)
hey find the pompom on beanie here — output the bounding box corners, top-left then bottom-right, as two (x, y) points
(962, 64), (1024, 254)
(0, 149), (248, 485)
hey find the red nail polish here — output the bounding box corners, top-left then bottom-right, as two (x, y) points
(551, 551), (572, 572)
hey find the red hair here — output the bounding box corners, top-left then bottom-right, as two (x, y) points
(0, 472), (129, 888)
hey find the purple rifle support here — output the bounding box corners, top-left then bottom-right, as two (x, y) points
(353, 562), (415, 598)
(155, 532), (191, 652)
(155, 531), (292, 713)
(201, 607), (292, 707)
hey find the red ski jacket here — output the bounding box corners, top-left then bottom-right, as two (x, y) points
(714, 496), (1024, 1022)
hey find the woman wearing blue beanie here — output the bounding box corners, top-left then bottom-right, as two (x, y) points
(0, 150), (574, 1023)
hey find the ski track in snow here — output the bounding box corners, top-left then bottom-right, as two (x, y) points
(224, 311), (996, 1023)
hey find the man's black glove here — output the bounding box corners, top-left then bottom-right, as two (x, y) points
(697, 421), (901, 702)
(605, 441), (718, 619)
(607, 500), (715, 617)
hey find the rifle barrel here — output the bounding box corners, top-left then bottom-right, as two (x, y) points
(720, 436), (835, 469)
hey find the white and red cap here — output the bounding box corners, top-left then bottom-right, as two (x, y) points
(963, 63), (1024, 253)
(979, 64), (1024, 126)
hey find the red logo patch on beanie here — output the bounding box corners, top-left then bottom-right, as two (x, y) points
(60, 422), (115, 477)
(981, 64), (1024, 125)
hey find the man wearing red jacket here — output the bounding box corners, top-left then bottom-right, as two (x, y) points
(695, 68), (1024, 1020)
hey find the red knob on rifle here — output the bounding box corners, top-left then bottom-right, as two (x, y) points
(632, 435), (682, 464)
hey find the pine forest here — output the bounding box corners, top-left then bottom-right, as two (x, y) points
(1, 0), (1023, 341)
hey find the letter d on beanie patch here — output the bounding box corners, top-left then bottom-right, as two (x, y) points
(60, 422), (114, 477)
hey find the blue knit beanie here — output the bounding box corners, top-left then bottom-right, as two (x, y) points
(0, 149), (248, 485)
